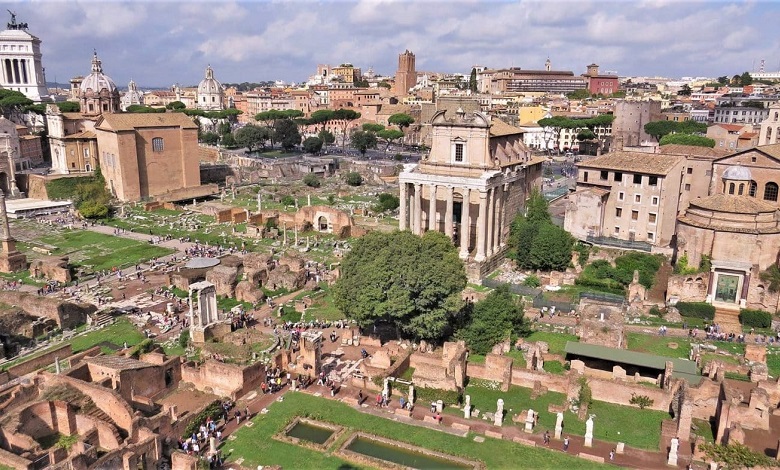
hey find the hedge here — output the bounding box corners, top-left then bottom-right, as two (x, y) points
(739, 309), (773, 328)
(675, 302), (715, 320)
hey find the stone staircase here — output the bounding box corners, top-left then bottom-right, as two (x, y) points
(88, 311), (114, 328)
(713, 307), (742, 334)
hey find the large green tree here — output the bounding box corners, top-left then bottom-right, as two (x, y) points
(509, 191), (574, 271)
(350, 129), (377, 157)
(274, 119), (301, 151)
(377, 128), (405, 154)
(302, 136), (323, 154)
(388, 112), (415, 149)
(0, 90), (32, 118)
(469, 68), (478, 93)
(234, 125), (271, 152)
(333, 230), (466, 341)
(57, 101), (80, 113)
(318, 129), (336, 145)
(333, 108), (361, 150)
(459, 284), (530, 354)
(644, 120), (679, 141)
(659, 134), (715, 148)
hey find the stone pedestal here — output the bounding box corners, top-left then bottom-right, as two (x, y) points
(524, 409), (535, 433)
(584, 416), (594, 447)
(464, 405), (471, 419)
(667, 438), (679, 466)
(554, 412), (564, 439)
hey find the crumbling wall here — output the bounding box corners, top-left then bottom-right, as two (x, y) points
(29, 256), (71, 283)
(205, 265), (239, 298)
(666, 273), (709, 303)
(6, 344), (72, 379)
(180, 360), (265, 400)
(0, 292), (93, 330)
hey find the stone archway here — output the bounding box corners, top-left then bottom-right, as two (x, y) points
(317, 215), (329, 232)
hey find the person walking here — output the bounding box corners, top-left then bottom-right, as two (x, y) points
(563, 436), (569, 452)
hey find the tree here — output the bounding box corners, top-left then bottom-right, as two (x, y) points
(310, 109), (335, 131)
(362, 123), (385, 133)
(217, 121), (232, 136)
(509, 191), (573, 271)
(274, 119), (301, 151)
(303, 173), (321, 188)
(200, 131), (219, 145)
(538, 116), (579, 153)
(740, 71), (753, 86)
(469, 68), (478, 93)
(333, 108), (361, 150)
(373, 193), (400, 213)
(220, 132), (237, 148)
(458, 284), (529, 354)
(527, 223), (575, 271)
(759, 264), (780, 293)
(678, 84), (692, 96)
(717, 76), (729, 85)
(377, 129), (405, 154)
(566, 89), (591, 100)
(333, 230), (466, 341)
(577, 129), (597, 141)
(350, 130), (377, 157)
(643, 120), (678, 141)
(234, 125), (271, 152)
(303, 136), (324, 154)
(125, 105), (165, 113)
(57, 101), (80, 113)
(676, 120), (707, 134)
(318, 129), (335, 145)
(345, 172), (363, 186)
(0, 90), (32, 118)
(166, 101), (186, 110)
(659, 134), (715, 148)
(388, 113), (415, 149)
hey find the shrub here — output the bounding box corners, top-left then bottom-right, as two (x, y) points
(699, 442), (776, 469)
(576, 377), (592, 408)
(739, 309), (772, 328)
(178, 330), (190, 349)
(629, 393), (654, 409)
(281, 195), (295, 206)
(649, 305), (664, 317)
(182, 400), (223, 439)
(303, 173), (321, 188)
(676, 301), (715, 320)
(345, 172), (363, 186)
(523, 275), (541, 288)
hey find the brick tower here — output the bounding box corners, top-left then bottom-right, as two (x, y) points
(394, 50), (416, 96)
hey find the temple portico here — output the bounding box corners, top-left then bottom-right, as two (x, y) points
(399, 109), (543, 279)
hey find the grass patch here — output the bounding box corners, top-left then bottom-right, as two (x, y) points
(229, 392), (601, 469)
(70, 318), (144, 353)
(525, 331), (579, 355)
(692, 418), (715, 443)
(562, 399), (669, 450)
(467, 354), (485, 364)
(767, 348), (780, 378)
(505, 349), (527, 368)
(216, 295), (252, 313)
(625, 332), (691, 359)
(543, 360), (566, 374)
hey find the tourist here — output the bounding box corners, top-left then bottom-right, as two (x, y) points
(543, 431), (550, 445)
(563, 436), (569, 451)
(357, 390), (363, 404)
(609, 448), (615, 461)
(235, 409), (241, 424)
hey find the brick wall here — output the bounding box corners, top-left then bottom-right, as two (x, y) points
(6, 344), (71, 379)
(0, 291), (94, 330)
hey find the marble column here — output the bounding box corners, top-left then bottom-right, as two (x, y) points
(475, 190), (488, 262)
(399, 182), (408, 231)
(428, 184), (437, 231)
(445, 186), (454, 239)
(413, 183), (422, 235)
(486, 188), (495, 257)
(459, 188), (471, 259)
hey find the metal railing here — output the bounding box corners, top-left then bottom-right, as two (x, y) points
(585, 235), (652, 252)
(481, 278), (542, 297)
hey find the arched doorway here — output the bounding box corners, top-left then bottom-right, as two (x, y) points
(317, 216), (329, 232)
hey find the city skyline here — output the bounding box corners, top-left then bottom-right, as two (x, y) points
(9, 0), (780, 88)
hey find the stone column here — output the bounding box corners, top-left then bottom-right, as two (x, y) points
(413, 183), (422, 235)
(459, 188), (471, 259)
(445, 186), (454, 239)
(428, 184), (437, 231)
(475, 190), (488, 262)
(495, 186), (505, 248)
(399, 182), (408, 231)
(486, 188), (495, 258)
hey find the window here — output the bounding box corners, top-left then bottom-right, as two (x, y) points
(649, 213), (657, 224)
(635, 194), (641, 203)
(600, 170), (608, 180)
(614, 172), (623, 182)
(652, 196), (659, 205)
(738, 183), (745, 195)
(152, 137), (164, 152)
(454, 143), (463, 162)
(749, 180), (757, 197)
(615, 208), (623, 217)
(687, 168), (693, 174)
(618, 192), (624, 201)
(764, 182), (778, 202)
(648, 176), (658, 186)
(647, 232), (655, 241)
(684, 183), (691, 191)
(631, 210), (639, 220)
(752, 156), (757, 162)
(614, 226), (620, 234)
(583, 171), (588, 182)
(728, 182), (735, 195)
(633, 174), (642, 184)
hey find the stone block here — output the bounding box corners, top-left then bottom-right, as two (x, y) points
(484, 430), (503, 439)
(578, 453), (605, 464)
(512, 436), (536, 447)
(451, 422), (470, 432)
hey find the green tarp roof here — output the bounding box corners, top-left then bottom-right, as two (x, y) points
(564, 341), (702, 384)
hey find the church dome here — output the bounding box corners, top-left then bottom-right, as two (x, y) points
(722, 164), (752, 181)
(197, 65), (222, 95)
(80, 52), (117, 95)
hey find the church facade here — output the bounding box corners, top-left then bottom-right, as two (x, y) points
(399, 109), (543, 279)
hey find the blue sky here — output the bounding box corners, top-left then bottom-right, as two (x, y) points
(9, 0), (780, 89)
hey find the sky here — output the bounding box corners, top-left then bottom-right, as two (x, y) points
(8, 0), (780, 89)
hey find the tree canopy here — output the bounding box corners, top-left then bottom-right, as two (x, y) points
(302, 136), (323, 154)
(458, 284), (530, 354)
(362, 123), (385, 133)
(509, 191), (574, 271)
(345, 172), (363, 186)
(333, 230), (466, 341)
(125, 105), (166, 113)
(166, 101), (186, 110)
(318, 129), (335, 144)
(0, 90), (33, 118)
(644, 120), (707, 141)
(255, 109), (303, 126)
(350, 130), (377, 157)
(469, 68), (478, 93)
(57, 101), (80, 113)
(234, 125), (271, 152)
(659, 133), (715, 148)
(389, 113), (415, 129)
(274, 119), (301, 151)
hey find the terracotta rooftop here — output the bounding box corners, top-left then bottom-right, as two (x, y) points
(689, 194), (778, 214)
(658, 144), (733, 159)
(578, 151), (683, 175)
(64, 130), (96, 140)
(489, 118), (523, 137)
(96, 112), (198, 132)
(85, 355), (154, 371)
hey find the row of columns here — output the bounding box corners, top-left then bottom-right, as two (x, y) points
(400, 182), (506, 262)
(3, 58), (30, 85)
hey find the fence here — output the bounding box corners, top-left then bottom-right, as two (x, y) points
(531, 294), (576, 313)
(585, 235), (652, 252)
(481, 278), (541, 297)
(579, 291), (625, 306)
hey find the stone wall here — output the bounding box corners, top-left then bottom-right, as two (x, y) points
(180, 360), (265, 400)
(6, 344), (71, 379)
(26, 174), (48, 200)
(0, 447), (32, 470)
(199, 163), (234, 184)
(0, 291), (93, 330)
(29, 257), (71, 284)
(666, 273), (709, 303)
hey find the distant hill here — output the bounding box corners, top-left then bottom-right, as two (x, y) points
(46, 81), (169, 91)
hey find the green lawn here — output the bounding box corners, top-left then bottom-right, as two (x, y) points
(525, 331), (579, 355)
(33, 230), (173, 273)
(70, 318), (145, 353)
(461, 382), (667, 450)
(767, 348), (780, 378)
(228, 392), (603, 469)
(625, 332), (691, 359)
